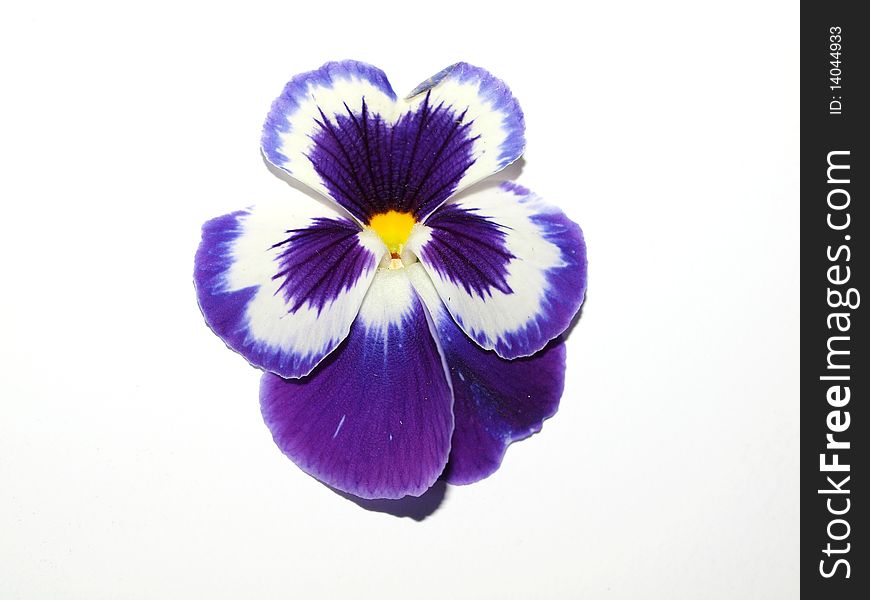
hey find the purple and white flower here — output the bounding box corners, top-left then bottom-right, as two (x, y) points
(194, 61), (587, 500)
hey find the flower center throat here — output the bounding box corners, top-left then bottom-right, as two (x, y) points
(368, 211), (416, 268)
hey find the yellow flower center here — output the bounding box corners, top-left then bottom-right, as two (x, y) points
(368, 210), (416, 257)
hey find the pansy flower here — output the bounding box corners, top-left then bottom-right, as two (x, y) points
(194, 61), (587, 500)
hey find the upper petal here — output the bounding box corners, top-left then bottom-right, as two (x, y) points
(260, 269), (454, 500)
(194, 196), (383, 378)
(261, 60), (399, 221)
(404, 62), (525, 217)
(261, 61), (524, 223)
(406, 182), (587, 359)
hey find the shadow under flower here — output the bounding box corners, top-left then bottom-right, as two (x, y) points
(327, 480), (448, 521)
(561, 290), (587, 341)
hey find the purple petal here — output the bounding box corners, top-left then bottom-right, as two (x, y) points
(261, 61), (525, 223)
(406, 62), (525, 211)
(261, 60), (398, 219)
(413, 202), (515, 297)
(307, 90), (478, 221)
(260, 270), (454, 500)
(407, 264), (565, 484)
(194, 198), (384, 378)
(443, 340), (565, 484)
(407, 182), (587, 359)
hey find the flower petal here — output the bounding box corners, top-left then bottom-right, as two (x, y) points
(406, 182), (586, 359)
(261, 60), (399, 221)
(260, 269), (454, 500)
(407, 264), (565, 484)
(194, 197), (383, 378)
(405, 62), (525, 216)
(261, 61), (524, 223)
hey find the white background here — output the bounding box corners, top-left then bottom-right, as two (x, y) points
(0, 1), (799, 598)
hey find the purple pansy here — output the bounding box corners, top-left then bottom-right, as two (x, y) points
(194, 60), (587, 500)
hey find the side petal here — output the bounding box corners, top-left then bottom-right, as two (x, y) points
(260, 269), (454, 500)
(194, 197), (383, 378)
(261, 60), (399, 222)
(407, 264), (565, 484)
(406, 182), (587, 359)
(404, 62), (525, 218)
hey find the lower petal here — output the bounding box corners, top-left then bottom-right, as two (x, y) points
(408, 265), (565, 485)
(260, 269), (454, 500)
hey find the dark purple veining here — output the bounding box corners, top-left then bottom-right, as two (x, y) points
(194, 210), (377, 378)
(418, 203), (515, 297)
(308, 92), (478, 222)
(407, 62), (525, 170)
(262, 61), (397, 174)
(272, 217), (375, 314)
